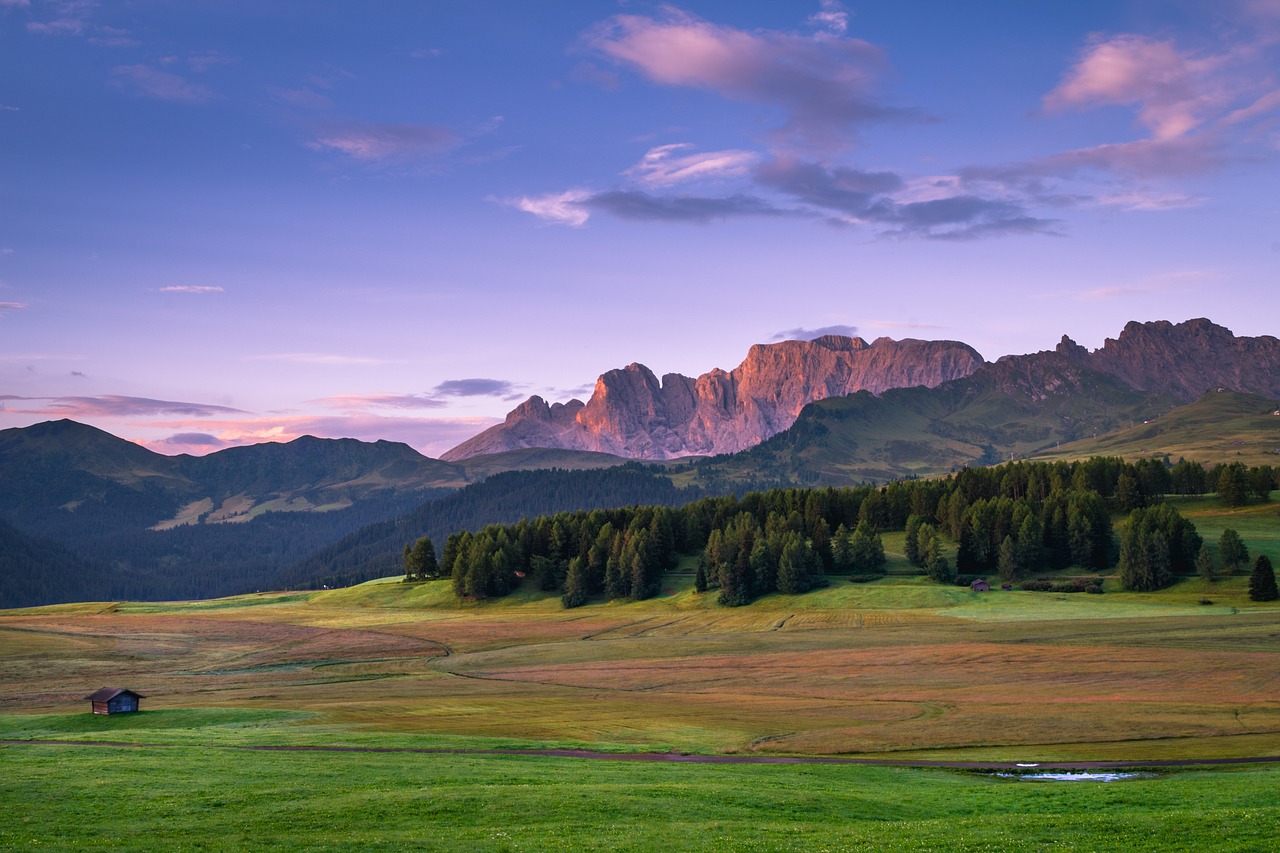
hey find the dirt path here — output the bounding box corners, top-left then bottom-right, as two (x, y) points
(5, 739), (1280, 770)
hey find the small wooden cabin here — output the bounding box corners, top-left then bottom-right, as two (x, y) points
(970, 579), (991, 592)
(86, 687), (144, 715)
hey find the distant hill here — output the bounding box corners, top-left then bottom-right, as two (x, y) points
(281, 464), (705, 590)
(1027, 390), (1280, 466)
(0, 420), (637, 606)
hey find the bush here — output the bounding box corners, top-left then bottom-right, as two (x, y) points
(848, 574), (882, 584)
(1085, 584), (1104, 594)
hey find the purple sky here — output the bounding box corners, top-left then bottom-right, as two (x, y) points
(2, 1), (1279, 457)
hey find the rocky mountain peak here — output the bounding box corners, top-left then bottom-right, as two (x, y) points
(442, 334), (984, 461)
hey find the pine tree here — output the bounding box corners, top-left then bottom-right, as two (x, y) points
(904, 515), (922, 565)
(1219, 528), (1248, 573)
(1249, 554), (1278, 602)
(1195, 543), (1215, 582)
(849, 519), (886, 574)
(561, 556), (589, 608)
(997, 535), (1018, 582)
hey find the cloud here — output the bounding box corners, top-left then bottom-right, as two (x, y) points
(252, 353), (390, 366)
(510, 189), (593, 226)
(307, 121), (461, 161)
(807, 0), (849, 35)
(1044, 35), (1212, 141)
(136, 414), (500, 459)
(583, 5), (903, 152)
(157, 432), (226, 449)
(158, 285), (224, 294)
(754, 157), (902, 214)
(112, 65), (218, 103)
(584, 190), (789, 223)
(3, 395), (247, 418)
(432, 378), (520, 397)
(0, 301), (25, 313)
(624, 143), (759, 187)
(772, 324), (859, 341)
(70, 370), (85, 377)
(313, 393), (446, 410)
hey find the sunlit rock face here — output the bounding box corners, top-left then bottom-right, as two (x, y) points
(441, 335), (984, 461)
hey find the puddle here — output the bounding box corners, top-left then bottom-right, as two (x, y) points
(990, 771), (1155, 782)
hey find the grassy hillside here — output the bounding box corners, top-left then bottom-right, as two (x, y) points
(1029, 389), (1280, 467)
(6, 541), (1280, 849)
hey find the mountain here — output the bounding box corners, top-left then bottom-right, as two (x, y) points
(280, 464), (705, 590)
(1028, 389), (1280, 467)
(683, 319), (1280, 486)
(442, 335), (984, 461)
(0, 422), (466, 606)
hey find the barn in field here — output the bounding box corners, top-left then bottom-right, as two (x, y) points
(85, 687), (144, 715)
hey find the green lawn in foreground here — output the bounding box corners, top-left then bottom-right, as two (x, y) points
(3, 742), (1278, 851)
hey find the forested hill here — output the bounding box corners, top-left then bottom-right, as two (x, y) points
(280, 464), (705, 590)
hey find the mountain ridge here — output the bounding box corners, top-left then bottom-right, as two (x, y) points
(443, 334), (984, 461)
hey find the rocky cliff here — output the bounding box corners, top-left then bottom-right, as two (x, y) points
(442, 335), (985, 461)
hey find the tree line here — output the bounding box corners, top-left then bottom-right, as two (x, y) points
(406, 456), (1274, 606)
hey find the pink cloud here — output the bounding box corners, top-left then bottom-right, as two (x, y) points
(308, 121), (460, 161)
(624, 144), (759, 188)
(584, 6), (898, 152)
(3, 395), (246, 418)
(313, 393), (446, 410)
(1044, 35), (1226, 141)
(112, 65), (218, 103)
(135, 414), (499, 458)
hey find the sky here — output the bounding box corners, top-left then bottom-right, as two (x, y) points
(2, 0), (1279, 458)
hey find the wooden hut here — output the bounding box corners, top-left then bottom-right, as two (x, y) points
(970, 579), (991, 592)
(85, 687), (144, 715)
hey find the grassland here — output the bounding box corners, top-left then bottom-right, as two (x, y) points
(1028, 389), (1280, 467)
(3, 498), (1280, 848)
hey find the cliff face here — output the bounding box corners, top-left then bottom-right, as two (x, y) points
(441, 335), (985, 461)
(1087, 318), (1280, 400)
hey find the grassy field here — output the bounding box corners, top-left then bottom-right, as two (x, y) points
(4, 505), (1280, 848)
(4, 739), (1280, 851)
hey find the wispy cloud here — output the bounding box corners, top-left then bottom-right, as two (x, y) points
(307, 121), (461, 162)
(510, 189), (593, 226)
(772, 324), (859, 341)
(112, 65), (219, 103)
(624, 144), (759, 188)
(0, 301), (26, 314)
(807, 0), (849, 36)
(158, 284), (224, 294)
(3, 394), (247, 418)
(313, 393), (446, 410)
(252, 353), (391, 366)
(583, 4), (905, 153)
(136, 414), (500, 458)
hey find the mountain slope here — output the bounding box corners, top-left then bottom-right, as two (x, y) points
(1028, 390), (1280, 466)
(443, 335), (983, 461)
(683, 320), (1277, 487)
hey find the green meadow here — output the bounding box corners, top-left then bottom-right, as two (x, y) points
(3, 491), (1280, 848)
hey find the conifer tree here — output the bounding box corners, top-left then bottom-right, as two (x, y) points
(1195, 543), (1215, 582)
(561, 556), (589, 609)
(1249, 554), (1278, 602)
(1219, 528), (1248, 573)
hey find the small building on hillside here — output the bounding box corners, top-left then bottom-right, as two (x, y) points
(970, 579), (991, 592)
(85, 687), (144, 715)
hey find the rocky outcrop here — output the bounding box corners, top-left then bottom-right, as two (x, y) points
(442, 335), (985, 461)
(1086, 318), (1280, 400)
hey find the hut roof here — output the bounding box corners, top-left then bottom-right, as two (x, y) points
(85, 687), (145, 702)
